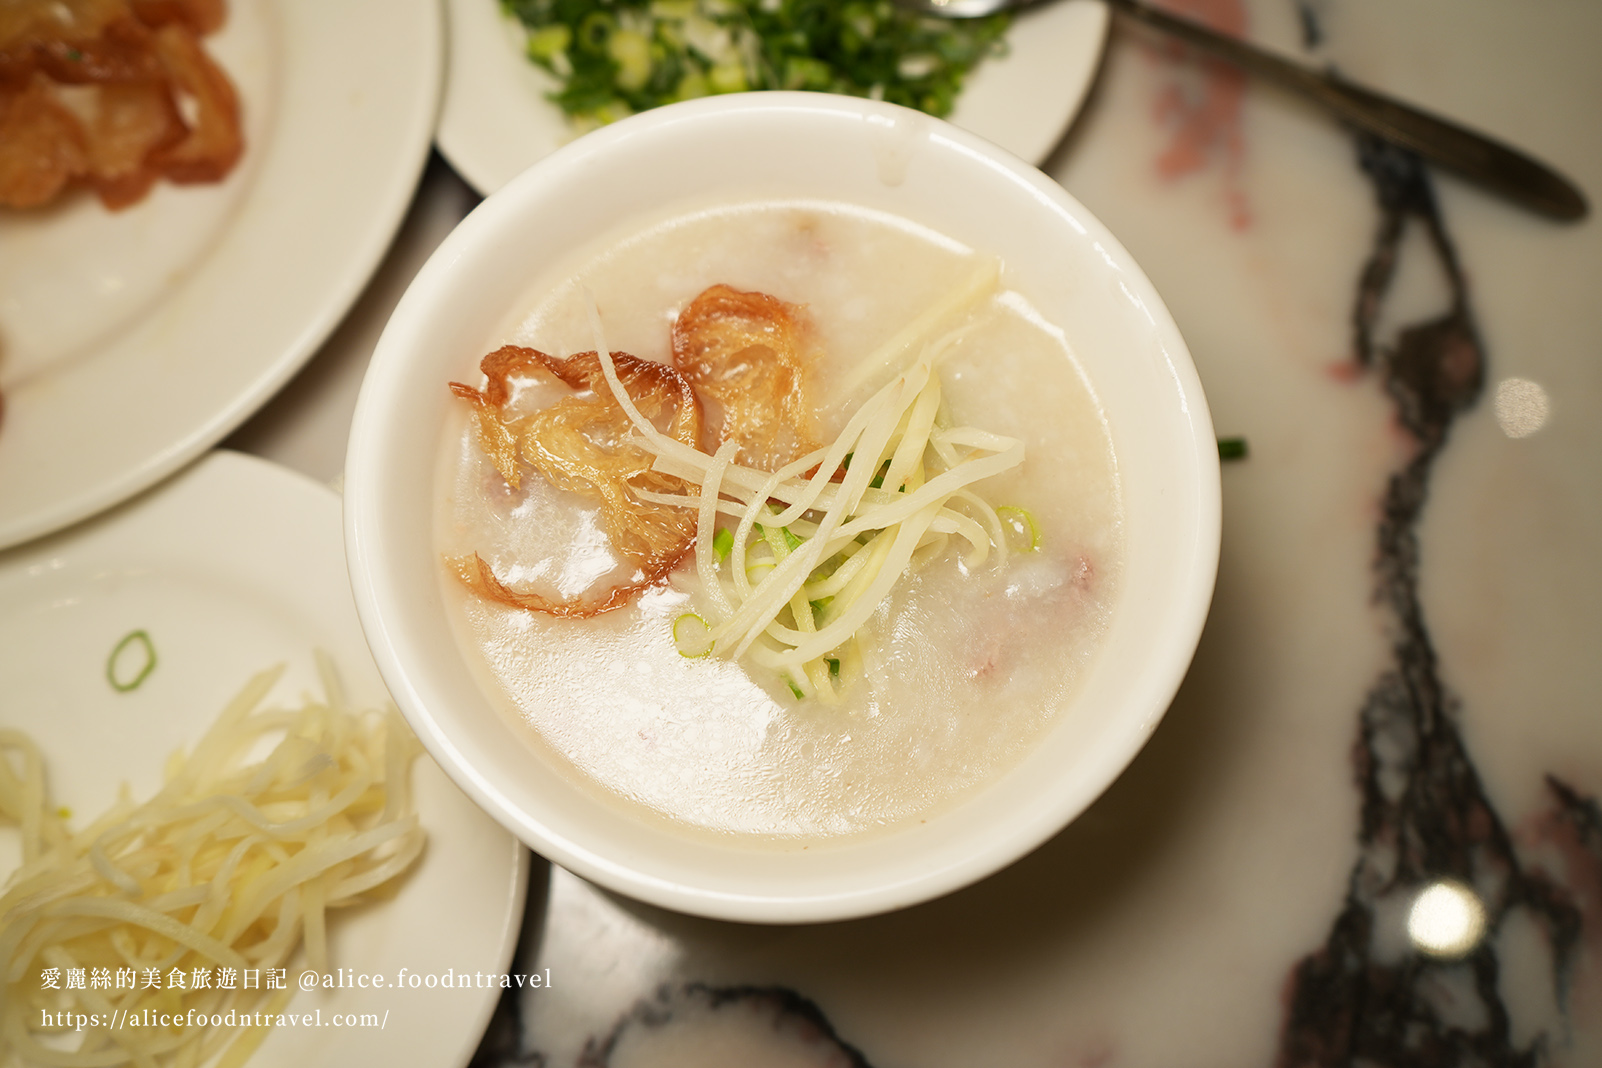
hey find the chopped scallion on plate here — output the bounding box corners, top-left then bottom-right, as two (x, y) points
(501, 0), (1012, 131)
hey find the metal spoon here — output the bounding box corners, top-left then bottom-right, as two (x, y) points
(908, 0), (1588, 220)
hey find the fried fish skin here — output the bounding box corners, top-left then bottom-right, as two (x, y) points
(449, 345), (704, 618)
(0, 0), (240, 211)
(672, 284), (819, 473)
(0, 76), (91, 208)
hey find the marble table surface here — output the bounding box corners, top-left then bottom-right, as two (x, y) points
(221, 1), (1602, 1065)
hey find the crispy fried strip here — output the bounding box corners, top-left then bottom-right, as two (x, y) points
(475, 343), (549, 407)
(147, 20), (240, 183)
(0, 0), (129, 56)
(85, 79), (184, 206)
(671, 284), (819, 472)
(131, 0), (226, 34)
(0, 0), (240, 211)
(450, 553), (657, 619)
(449, 380), (523, 490)
(29, 16), (166, 84)
(448, 345), (704, 618)
(0, 76), (89, 208)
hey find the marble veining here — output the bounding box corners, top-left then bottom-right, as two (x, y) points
(576, 984), (875, 1068)
(471, 975), (883, 1068)
(1274, 135), (1596, 1068)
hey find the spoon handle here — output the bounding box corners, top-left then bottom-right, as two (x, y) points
(1106, 0), (1588, 220)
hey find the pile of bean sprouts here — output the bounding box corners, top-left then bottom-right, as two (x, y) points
(0, 657), (423, 1067)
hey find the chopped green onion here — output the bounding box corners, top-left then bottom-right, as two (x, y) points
(756, 522), (803, 553)
(786, 678), (806, 699)
(1218, 437), (1249, 461)
(783, 55), (833, 91)
(672, 612), (714, 658)
(527, 24), (571, 62)
(608, 28), (654, 91)
(713, 527), (734, 562)
(106, 629), (157, 693)
(708, 60), (748, 93)
(995, 505), (1041, 552)
(673, 68), (710, 101)
(576, 10), (617, 53)
(501, 0), (1011, 130)
(825, 657), (841, 680)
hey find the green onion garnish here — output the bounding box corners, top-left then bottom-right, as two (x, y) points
(756, 522), (803, 553)
(672, 612), (714, 658)
(995, 505), (1041, 552)
(502, 0), (1012, 131)
(106, 630), (157, 693)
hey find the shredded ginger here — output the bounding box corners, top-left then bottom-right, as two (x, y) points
(0, 657), (425, 1068)
(593, 260), (1025, 703)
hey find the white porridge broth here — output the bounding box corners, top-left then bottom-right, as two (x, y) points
(436, 198), (1123, 842)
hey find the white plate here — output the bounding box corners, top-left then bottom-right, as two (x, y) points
(0, 450), (529, 1068)
(0, 0), (442, 552)
(437, 0), (1109, 195)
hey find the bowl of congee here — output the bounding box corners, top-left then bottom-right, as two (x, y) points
(345, 92), (1220, 923)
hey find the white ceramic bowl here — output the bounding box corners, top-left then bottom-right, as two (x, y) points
(346, 92), (1219, 924)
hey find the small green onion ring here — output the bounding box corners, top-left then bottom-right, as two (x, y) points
(996, 506), (1041, 552)
(106, 629), (157, 692)
(576, 11), (616, 53)
(672, 613), (714, 658)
